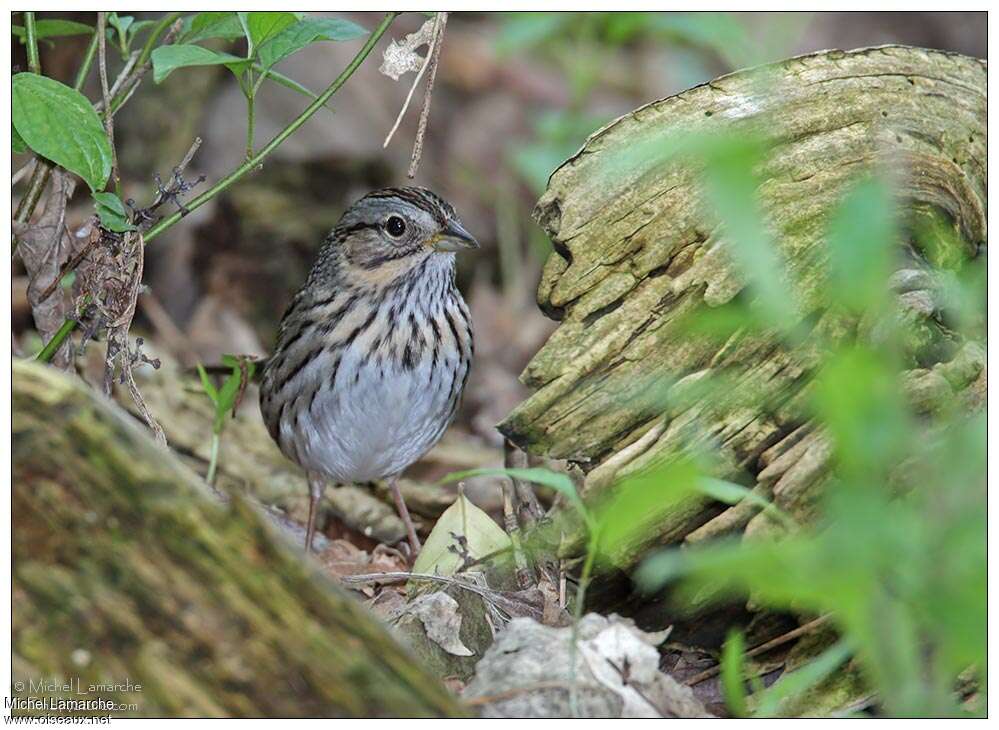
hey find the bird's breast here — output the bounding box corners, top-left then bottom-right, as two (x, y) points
(284, 334), (470, 483)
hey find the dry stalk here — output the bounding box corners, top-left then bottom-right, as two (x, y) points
(97, 13), (119, 191)
(407, 12), (447, 178)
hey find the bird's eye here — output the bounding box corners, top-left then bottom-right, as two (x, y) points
(385, 215), (406, 238)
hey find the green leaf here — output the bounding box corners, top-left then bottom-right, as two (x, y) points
(12, 124), (27, 154)
(704, 137), (798, 334)
(825, 177), (896, 313)
(697, 478), (796, 530)
(196, 363), (219, 404)
(216, 368), (243, 412)
(12, 19), (94, 41)
(107, 13), (133, 47)
(812, 348), (909, 481)
(221, 354), (258, 382)
(214, 355), (257, 429)
(410, 493), (512, 586)
(181, 12), (246, 43)
(256, 17), (368, 70)
(245, 12), (299, 50)
(11, 72), (112, 192)
(93, 191), (135, 232)
(151, 44), (245, 83)
(721, 630), (749, 717)
(126, 20), (157, 42)
(593, 458), (700, 565)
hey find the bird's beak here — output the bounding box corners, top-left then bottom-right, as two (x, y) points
(431, 220), (479, 252)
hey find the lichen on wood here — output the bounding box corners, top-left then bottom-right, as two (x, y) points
(500, 46), (986, 559)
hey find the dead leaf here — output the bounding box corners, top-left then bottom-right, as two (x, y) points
(379, 17), (435, 81)
(411, 492), (511, 584)
(13, 170), (79, 369)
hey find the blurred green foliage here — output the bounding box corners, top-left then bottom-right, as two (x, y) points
(626, 141), (986, 716)
(495, 12), (809, 195)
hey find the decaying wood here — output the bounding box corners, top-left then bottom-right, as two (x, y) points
(12, 359), (464, 718)
(499, 46), (986, 563)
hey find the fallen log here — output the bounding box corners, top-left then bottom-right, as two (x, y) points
(12, 359), (464, 718)
(500, 45), (986, 562)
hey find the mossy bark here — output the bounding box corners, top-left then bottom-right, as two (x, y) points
(500, 45), (986, 560)
(12, 359), (465, 718)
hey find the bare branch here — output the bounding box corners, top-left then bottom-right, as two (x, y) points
(108, 50), (140, 99)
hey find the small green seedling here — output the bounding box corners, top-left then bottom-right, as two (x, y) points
(196, 354), (256, 485)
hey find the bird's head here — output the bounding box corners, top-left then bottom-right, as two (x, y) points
(332, 187), (478, 283)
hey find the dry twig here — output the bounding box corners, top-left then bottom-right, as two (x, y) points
(685, 615), (832, 687)
(407, 12), (447, 178)
(379, 12), (448, 178)
(97, 13), (119, 192)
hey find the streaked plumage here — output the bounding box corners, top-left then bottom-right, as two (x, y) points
(260, 187), (477, 552)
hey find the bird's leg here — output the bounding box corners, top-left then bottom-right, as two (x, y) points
(389, 476), (421, 556)
(305, 471), (326, 553)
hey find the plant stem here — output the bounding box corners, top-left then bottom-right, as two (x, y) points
(13, 161), (52, 225)
(245, 92), (256, 159)
(245, 69), (270, 158)
(35, 315), (78, 363)
(244, 69), (256, 159)
(35, 12), (398, 363)
(24, 12), (41, 74)
(206, 432), (221, 485)
(73, 28), (101, 90)
(97, 12), (121, 195)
